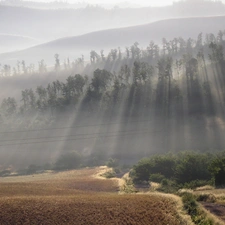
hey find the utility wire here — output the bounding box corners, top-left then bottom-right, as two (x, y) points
(0, 119), (152, 134)
(0, 130), (158, 148)
(0, 118), (224, 135)
(0, 119), (224, 147)
(0, 128), (149, 143)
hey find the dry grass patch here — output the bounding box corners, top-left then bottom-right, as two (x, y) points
(150, 182), (161, 191)
(195, 185), (215, 191)
(194, 188), (225, 203)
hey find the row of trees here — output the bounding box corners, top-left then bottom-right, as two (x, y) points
(1, 30), (225, 77)
(1, 74), (87, 115)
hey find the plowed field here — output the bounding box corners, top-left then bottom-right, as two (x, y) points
(0, 167), (187, 225)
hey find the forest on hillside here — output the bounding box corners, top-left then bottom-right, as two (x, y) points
(0, 30), (225, 168)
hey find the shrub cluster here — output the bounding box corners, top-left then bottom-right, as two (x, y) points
(131, 151), (225, 188)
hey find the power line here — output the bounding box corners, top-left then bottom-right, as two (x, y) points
(0, 130), (159, 148)
(1, 116), (225, 136)
(0, 118), (224, 148)
(0, 128), (149, 143)
(0, 119), (152, 134)
(1, 117), (225, 136)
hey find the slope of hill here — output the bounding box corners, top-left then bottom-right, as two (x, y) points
(0, 34), (39, 53)
(1, 15), (225, 66)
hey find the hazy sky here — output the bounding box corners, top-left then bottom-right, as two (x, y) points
(27, 0), (175, 7)
(83, 0), (174, 6)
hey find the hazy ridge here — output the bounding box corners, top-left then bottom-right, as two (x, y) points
(1, 15), (225, 66)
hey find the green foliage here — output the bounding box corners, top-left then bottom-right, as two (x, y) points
(101, 169), (116, 179)
(0, 169), (11, 177)
(106, 158), (118, 168)
(132, 158), (153, 183)
(132, 152), (214, 187)
(132, 154), (176, 184)
(1, 97), (17, 116)
(91, 69), (112, 93)
(120, 178), (137, 193)
(157, 179), (179, 193)
(26, 164), (40, 175)
(182, 193), (198, 216)
(175, 152), (212, 184)
(209, 157), (225, 186)
(54, 151), (82, 171)
(113, 167), (121, 174)
(149, 173), (165, 183)
(183, 180), (213, 189)
(181, 192), (214, 225)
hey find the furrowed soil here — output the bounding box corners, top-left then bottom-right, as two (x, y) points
(0, 167), (187, 225)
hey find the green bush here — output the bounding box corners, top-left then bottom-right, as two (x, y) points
(181, 192), (214, 225)
(175, 152), (212, 184)
(132, 151), (216, 187)
(209, 157), (225, 187)
(101, 169), (116, 179)
(132, 154), (176, 184)
(183, 179), (213, 189)
(182, 192), (198, 216)
(26, 164), (40, 175)
(114, 167), (121, 174)
(106, 158), (118, 168)
(0, 169), (11, 177)
(157, 179), (179, 193)
(149, 173), (165, 183)
(54, 151), (82, 171)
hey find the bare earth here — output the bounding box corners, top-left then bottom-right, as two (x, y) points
(202, 202), (225, 222)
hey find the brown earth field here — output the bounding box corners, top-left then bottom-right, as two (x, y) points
(0, 167), (188, 225)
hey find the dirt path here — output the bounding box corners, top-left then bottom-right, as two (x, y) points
(201, 202), (225, 223)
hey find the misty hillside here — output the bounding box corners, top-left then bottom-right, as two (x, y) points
(0, 34), (39, 53)
(1, 15), (225, 66)
(1, 27), (225, 169)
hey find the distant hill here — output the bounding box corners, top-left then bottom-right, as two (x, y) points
(1, 16), (225, 66)
(0, 1), (225, 42)
(0, 34), (39, 53)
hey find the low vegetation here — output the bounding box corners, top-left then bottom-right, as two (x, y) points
(129, 151), (225, 224)
(180, 192), (225, 225)
(131, 151), (225, 190)
(100, 169), (116, 179)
